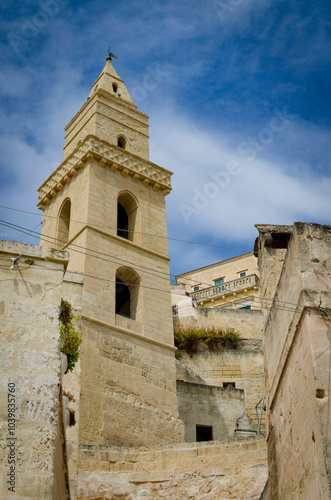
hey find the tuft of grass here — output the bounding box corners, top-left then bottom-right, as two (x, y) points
(174, 326), (240, 358)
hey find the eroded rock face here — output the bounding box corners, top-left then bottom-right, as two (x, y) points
(0, 240), (70, 499)
(77, 438), (268, 500)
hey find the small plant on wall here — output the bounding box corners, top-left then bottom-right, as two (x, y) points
(59, 299), (82, 373)
(174, 326), (240, 359)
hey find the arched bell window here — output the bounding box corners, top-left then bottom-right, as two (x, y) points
(57, 198), (71, 247)
(117, 192), (138, 242)
(115, 267), (140, 320)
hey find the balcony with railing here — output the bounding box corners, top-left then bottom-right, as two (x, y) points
(189, 274), (259, 302)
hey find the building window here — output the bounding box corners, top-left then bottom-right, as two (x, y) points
(196, 425), (213, 442)
(115, 267), (140, 320)
(214, 277), (224, 286)
(117, 192), (138, 242)
(239, 305), (251, 310)
(117, 135), (126, 149)
(193, 285), (200, 292)
(57, 198), (71, 247)
(238, 271), (247, 278)
(112, 83), (118, 92)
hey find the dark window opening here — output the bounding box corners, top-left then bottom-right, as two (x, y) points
(57, 199), (71, 247)
(265, 232), (291, 249)
(117, 203), (129, 239)
(118, 136), (126, 149)
(112, 83), (118, 92)
(116, 278), (131, 318)
(223, 382), (236, 389)
(117, 192), (138, 243)
(116, 267), (140, 321)
(271, 233), (291, 249)
(238, 305), (251, 310)
(69, 409), (76, 427)
(196, 425), (213, 442)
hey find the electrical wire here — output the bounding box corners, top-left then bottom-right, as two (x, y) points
(0, 218), (258, 291)
(0, 218), (325, 313)
(0, 205), (329, 266)
(0, 219), (180, 284)
(20, 222), (42, 242)
(0, 218), (329, 313)
(0, 256), (309, 316)
(0, 205), (249, 252)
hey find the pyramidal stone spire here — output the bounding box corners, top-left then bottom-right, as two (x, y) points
(59, 54), (150, 163)
(88, 56), (135, 107)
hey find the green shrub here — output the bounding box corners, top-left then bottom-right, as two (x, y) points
(174, 326), (240, 358)
(59, 299), (82, 373)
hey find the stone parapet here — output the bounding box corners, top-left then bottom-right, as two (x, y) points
(77, 438), (268, 499)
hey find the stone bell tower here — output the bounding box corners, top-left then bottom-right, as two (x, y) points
(37, 53), (184, 447)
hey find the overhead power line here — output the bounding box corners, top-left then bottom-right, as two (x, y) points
(0, 219), (311, 314)
(0, 205), (249, 252)
(0, 217), (254, 291)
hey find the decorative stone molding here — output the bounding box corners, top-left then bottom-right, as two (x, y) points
(37, 135), (172, 208)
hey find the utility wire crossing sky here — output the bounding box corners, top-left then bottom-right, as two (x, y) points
(0, 0), (330, 275)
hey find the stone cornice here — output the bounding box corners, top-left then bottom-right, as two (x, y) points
(61, 224), (171, 262)
(81, 314), (177, 352)
(37, 135), (172, 209)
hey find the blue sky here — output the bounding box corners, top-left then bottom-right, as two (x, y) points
(0, 0), (330, 277)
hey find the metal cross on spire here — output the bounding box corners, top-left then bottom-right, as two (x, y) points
(107, 47), (118, 61)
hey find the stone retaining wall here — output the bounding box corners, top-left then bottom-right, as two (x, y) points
(77, 437), (268, 499)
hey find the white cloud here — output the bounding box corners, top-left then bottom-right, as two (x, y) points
(149, 103), (331, 270)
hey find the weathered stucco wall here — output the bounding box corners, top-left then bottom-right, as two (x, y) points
(173, 304), (264, 340)
(176, 341), (265, 426)
(61, 270), (84, 500)
(258, 222), (331, 499)
(0, 240), (70, 499)
(177, 380), (245, 442)
(77, 437), (268, 499)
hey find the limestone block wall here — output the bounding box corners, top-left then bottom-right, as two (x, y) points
(177, 380), (245, 442)
(76, 438), (268, 499)
(78, 319), (184, 447)
(176, 342), (265, 426)
(40, 165), (91, 250)
(0, 240), (70, 499)
(258, 222), (331, 498)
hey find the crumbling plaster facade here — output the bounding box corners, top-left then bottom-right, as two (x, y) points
(257, 222), (331, 499)
(0, 240), (73, 500)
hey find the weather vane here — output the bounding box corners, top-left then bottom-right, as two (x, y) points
(107, 46), (118, 61)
